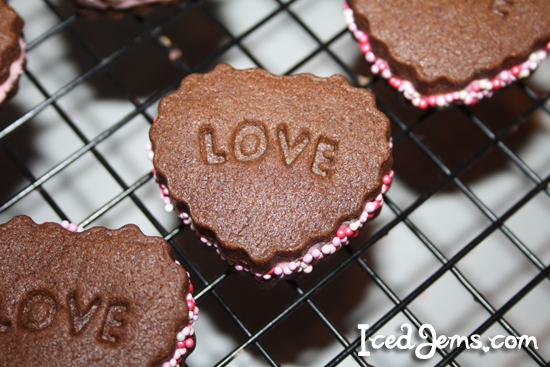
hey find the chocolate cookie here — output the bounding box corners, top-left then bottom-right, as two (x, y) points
(0, 215), (197, 367)
(149, 64), (393, 280)
(0, 1), (24, 104)
(344, 0), (550, 108)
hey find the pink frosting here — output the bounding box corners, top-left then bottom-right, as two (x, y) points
(76, 0), (170, 10)
(0, 37), (25, 104)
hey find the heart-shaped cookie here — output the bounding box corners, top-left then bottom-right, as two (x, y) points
(149, 64), (393, 280)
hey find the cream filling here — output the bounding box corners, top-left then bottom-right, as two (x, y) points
(0, 37), (25, 103)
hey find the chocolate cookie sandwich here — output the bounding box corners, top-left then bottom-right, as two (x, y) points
(344, 0), (550, 108)
(0, 215), (197, 367)
(0, 1), (24, 104)
(148, 63), (393, 281)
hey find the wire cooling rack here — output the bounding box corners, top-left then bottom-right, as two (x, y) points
(1, 1), (549, 366)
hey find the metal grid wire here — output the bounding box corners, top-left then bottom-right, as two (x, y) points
(1, 0), (549, 366)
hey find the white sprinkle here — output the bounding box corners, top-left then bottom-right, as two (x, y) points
(478, 79), (488, 90)
(519, 69), (530, 78)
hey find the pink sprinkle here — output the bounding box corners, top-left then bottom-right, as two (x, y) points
(68, 223), (78, 232)
(322, 245), (331, 255)
(366, 52), (376, 63)
(492, 78), (501, 89)
(187, 300), (195, 311)
(312, 249), (321, 258)
(345, 227), (353, 237)
(359, 42), (370, 53)
(360, 213), (368, 223)
(428, 95), (437, 106)
(336, 228), (346, 239)
(303, 254), (313, 263)
(163, 197), (171, 205)
(162, 362), (171, 367)
(235, 264), (243, 271)
(332, 237), (341, 247)
(383, 175), (391, 185)
(511, 65), (521, 76)
(381, 70), (392, 79)
(445, 93), (454, 103)
(154, 116), (159, 123)
(418, 98), (429, 109)
(371, 64), (380, 74)
(177, 341), (185, 349)
(61, 220), (69, 229)
(365, 202), (376, 213)
(274, 267), (283, 275)
(289, 262), (297, 271)
(471, 82), (481, 92)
